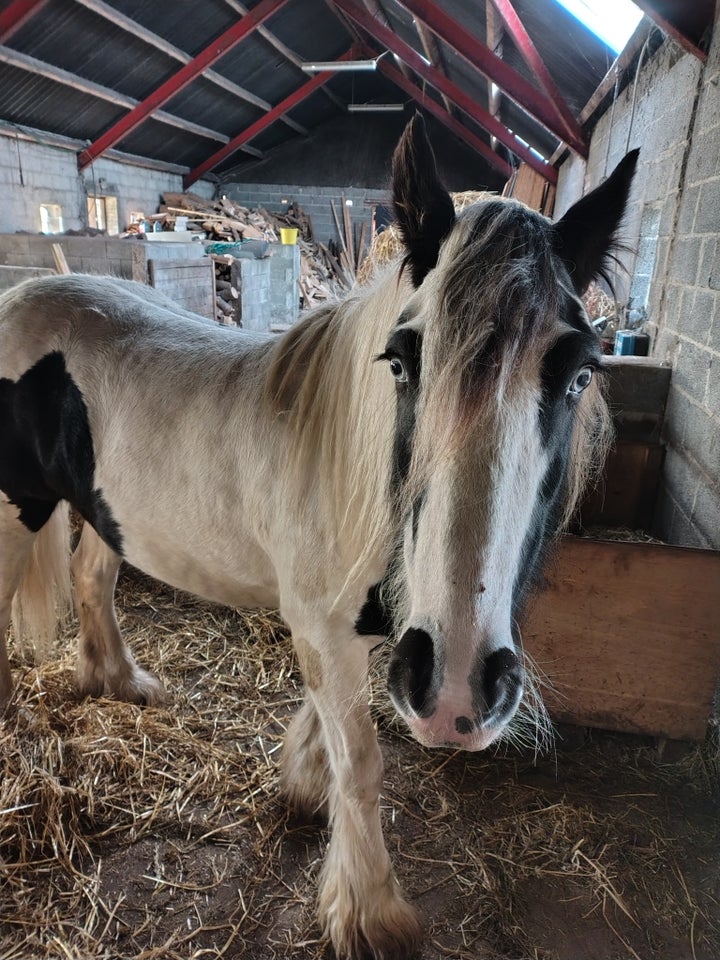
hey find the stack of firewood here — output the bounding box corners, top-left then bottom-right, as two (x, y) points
(152, 192), (352, 311)
(211, 254), (239, 326)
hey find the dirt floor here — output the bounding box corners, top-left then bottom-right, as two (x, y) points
(2, 566), (719, 960)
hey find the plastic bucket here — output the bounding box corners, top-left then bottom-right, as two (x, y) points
(280, 227), (298, 245)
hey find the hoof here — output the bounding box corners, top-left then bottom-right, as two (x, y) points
(319, 874), (423, 960)
(78, 662), (166, 706)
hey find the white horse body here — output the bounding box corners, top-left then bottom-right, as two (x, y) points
(0, 117), (639, 959)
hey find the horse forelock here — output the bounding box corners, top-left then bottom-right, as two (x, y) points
(405, 197), (610, 529)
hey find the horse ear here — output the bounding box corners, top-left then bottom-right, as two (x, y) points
(554, 149), (640, 294)
(392, 113), (456, 287)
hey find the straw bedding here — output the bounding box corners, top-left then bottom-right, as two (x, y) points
(2, 564), (719, 959)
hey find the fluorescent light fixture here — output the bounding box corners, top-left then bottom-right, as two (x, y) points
(347, 103), (405, 112)
(553, 0), (643, 54)
(301, 59), (378, 72)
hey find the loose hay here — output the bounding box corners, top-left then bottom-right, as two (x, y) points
(357, 191), (494, 285)
(2, 567), (719, 959)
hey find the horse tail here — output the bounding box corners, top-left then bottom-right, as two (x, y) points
(11, 502), (73, 662)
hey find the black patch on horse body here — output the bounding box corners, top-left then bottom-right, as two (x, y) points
(355, 582), (394, 638)
(0, 351), (123, 553)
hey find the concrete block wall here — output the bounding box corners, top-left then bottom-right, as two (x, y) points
(0, 131), (213, 236)
(555, 19), (720, 549)
(268, 242), (300, 327)
(222, 182), (382, 251)
(232, 257), (271, 332)
(0, 233), (204, 283)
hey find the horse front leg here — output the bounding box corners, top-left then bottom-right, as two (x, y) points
(287, 620), (422, 960)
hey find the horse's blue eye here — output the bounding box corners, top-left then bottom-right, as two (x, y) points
(569, 366), (593, 396)
(389, 357), (407, 382)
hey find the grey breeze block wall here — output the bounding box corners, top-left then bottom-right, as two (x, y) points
(221, 182), (383, 251)
(555, 16), (720, 550)
(0, 131), (214, 235)
(0, 233), (204, 291)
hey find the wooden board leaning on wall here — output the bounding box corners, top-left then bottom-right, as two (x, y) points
(523, 536), (720, 741)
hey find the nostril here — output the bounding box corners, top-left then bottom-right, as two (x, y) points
(455, 715), (473, 735)
(387, 627), (436, 717)
(483, 647), (523, 718)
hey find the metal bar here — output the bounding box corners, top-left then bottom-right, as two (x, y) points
(0, 0), (48, 42)
(0, 46), (236, 145)
(630, 0), (707, 62)
(185, 45), (361, 187)
(489, 0), (584, 148)
(78, 0), (290, 169)
(378, 59), (513, 178)
(393, 0), (587, 157)
(334, 0), (558, 182)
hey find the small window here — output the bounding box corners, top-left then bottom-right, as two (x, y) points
(39, 203), (64, 234)
(87, 196), (119, 235)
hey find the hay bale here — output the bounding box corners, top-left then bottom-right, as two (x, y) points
(357, 191), (496, 285)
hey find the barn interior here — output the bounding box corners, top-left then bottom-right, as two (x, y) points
(1, 1), (719, 958)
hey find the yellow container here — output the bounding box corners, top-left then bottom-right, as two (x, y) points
(280, 227), (298, 245)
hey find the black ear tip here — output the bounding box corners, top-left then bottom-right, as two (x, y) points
(615, 148), (640, 181)
(400, 111), (429, 150)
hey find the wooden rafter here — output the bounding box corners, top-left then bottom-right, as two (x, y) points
(73, 0), (308, 137)
(77, 0), (290, 170)
(225, 0), (345, 112)
(185, 46), (362, 187)
(0, 45), (268, 156)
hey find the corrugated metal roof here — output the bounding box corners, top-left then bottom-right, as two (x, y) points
(0, 0), (714, 184)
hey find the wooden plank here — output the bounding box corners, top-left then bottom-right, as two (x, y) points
(523, 536), (720, 740)
(510, 163), (547, 211)
(148, 258), (215, 321)
(51, 242), (70, 274)
(341, 194), (355, 272)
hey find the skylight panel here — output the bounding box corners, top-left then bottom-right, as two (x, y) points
(553, 0), (643, 54)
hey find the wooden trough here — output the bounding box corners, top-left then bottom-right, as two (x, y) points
(524, 535), (720, 741)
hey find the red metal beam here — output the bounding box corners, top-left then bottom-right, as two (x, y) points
(0, 0), (49, 42)
(378, 58), (513, 179)
(394, 0), (587, 157)
(78, 0), (290, 170)
(333, 0), (557, 183)
(489, 0), (584, 149)
(630, 0), (707, 61)
(184, 46), (361, 187)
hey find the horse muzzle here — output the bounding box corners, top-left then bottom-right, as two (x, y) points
(387, 628), (524, 751)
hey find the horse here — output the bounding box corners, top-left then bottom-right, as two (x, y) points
(0, 115), (637, 960)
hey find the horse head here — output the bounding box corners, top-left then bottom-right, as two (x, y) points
(382, 115), (638, 751)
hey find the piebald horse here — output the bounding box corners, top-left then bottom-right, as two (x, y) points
(0, 117), (637, 959)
